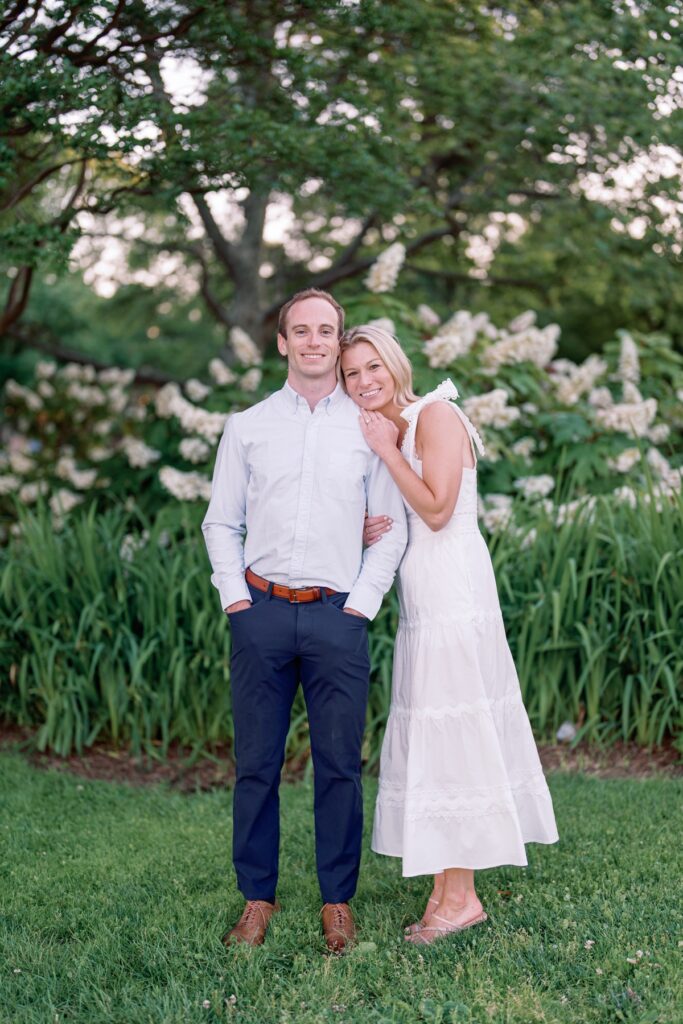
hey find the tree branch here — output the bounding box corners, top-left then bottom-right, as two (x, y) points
(0, 266), (33, 335)
(0, 158), (88, 213)
(404, 262), (546, 291)
(6, 326), (177, 385)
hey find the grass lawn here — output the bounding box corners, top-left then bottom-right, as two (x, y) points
(1, 753), (681, 1024)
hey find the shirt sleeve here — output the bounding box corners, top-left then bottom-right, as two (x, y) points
(201, 414), (251, 610)
(346, 454), (408, 619)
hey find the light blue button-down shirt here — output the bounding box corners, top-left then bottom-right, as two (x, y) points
(202, 382), (407, 619)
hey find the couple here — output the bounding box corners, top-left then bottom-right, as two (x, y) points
(202, 288), (558, 953)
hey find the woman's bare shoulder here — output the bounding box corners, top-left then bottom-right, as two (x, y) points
(416, 399), (468, 438)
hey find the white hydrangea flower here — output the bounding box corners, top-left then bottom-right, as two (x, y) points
(119, 437), (161, 469)
(107, 387), (127, 414)
(230, 327), (262, 367)
(60, 363), (96, 382)
(646, 448), (683, 491)
(179, 437), (211, 464)
(507, 310), (537, 333)
(520, 527), (538, 550)
(185, 378), (211, 402)
(9, 451), (34, 475)
(240, 368), (262, 393)
(37, 381), (55, 399)
(462, 389), (520, 430)
(588, 387), (613, 408)
(87, 446), (112, 463)
(618, 332), (640, 385)
(676, 388), (683, 404)
(49, 489), (84, 515)
(98, 367), (135, 387)
(5, 379), (43, 411)
(365, 242), (406, 293)
(555, 495), (597, 525)
(521, 402), (538, 416)
(0, 474), (20, 495)
(554, 355), (607, 406)
(367, 318), (395, 335)
(416, 304), (440, 329)
(94, 419), (114, 437)
(208, 358), (237, 386)
(478, 493), (513, 533)
(608, 448), (641, 473)
(480, 505), (513, 532)
(36, 361), (57, 379)
(612, 485), (638, 508)
(514, 474), (555, 500)
(594, 396), (657, 438)
(55, 456), (98, 490)
(159, 466), (212, 502)
(646, 423), (670, 443)
(154, 383), (229, 443)
(423, 311), (496, 368)
(484, 323), (559, 371)
(19, 481), (48, 503)
(622, 381), (642, 404)
(120, 530), (149, 563)
(510, 437), (536, 460)
(423, 332), (471, 367)
(66, 382), (107, 407)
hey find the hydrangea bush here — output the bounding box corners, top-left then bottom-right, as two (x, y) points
(2, 309), (681, 548)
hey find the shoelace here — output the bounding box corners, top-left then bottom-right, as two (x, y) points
(242, 902), (263, 924)
(330, 905), (346, 929)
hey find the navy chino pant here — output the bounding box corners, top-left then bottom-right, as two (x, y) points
(228, 581), (370, 904)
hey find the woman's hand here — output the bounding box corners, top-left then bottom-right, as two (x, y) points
(364, 513), (393, 546)
(359, 410), (399, 459)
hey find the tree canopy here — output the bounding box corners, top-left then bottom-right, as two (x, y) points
(1, 0), (681, 362)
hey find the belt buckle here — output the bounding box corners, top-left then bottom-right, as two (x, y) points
(288, 588), (300, 604)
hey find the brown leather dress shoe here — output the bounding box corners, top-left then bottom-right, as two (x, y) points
(222, 899), (280, 947)
(321, 902), (356, 954)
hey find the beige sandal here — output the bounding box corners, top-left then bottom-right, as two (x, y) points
(404, 895), (440, 936)
(404, 910), (488, 945)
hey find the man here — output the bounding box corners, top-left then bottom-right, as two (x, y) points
(202, 288), (407, 953)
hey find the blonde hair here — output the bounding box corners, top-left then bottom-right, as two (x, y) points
(339, 324), (418, 408)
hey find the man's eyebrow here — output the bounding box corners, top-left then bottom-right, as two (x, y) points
(290, 321), (336, 330)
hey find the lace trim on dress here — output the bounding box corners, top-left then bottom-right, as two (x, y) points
(397, 608), (503, 629)
(386, 691), (524, 721)
(377, 777), (554, 819)
(378, 768), (548, 797)
(399, 790), (555, 821)
(399, 378), (486, 467)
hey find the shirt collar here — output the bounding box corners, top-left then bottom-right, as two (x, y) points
(281, 380), (346, 414)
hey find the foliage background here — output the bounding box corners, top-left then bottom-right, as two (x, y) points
(1, 1), (682, 759)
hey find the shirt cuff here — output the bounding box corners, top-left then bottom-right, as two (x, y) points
(217, 576), (251, 611)
(344, 582), (382, 620)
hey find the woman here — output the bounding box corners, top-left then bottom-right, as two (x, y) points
(339, 324), (558, 945)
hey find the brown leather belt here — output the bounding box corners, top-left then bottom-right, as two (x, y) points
(246, 567), (338, 604)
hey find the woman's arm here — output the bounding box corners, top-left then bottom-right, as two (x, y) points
(359, 402), (473, 531)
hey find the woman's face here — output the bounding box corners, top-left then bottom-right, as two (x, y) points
(341, 341), (397, 413)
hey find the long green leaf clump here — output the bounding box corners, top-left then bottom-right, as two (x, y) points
(1, 491), (680, 759)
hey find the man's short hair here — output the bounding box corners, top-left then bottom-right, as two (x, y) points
(277, 288), (345, 339)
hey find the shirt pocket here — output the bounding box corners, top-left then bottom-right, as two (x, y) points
(320, 452), (366, 503)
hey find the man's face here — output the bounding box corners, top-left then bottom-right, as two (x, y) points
(277, 297), (340, 383)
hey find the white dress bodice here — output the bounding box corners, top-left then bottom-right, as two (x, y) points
(398, 379), (485, 538)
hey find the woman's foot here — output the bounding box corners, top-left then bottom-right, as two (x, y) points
(403, 874), (444, 935)
(431, 895), (485, 930)
(404, 907), (488, 945)
(404, 894), (485, 943)
(404, 896), (438, 935)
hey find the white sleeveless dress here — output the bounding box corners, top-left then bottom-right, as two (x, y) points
(371, 380), (559, 876)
